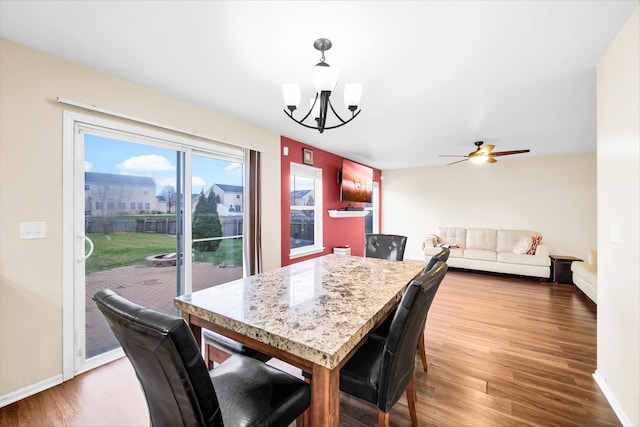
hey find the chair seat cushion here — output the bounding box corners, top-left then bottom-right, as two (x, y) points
(211, 355), (310, 427)
(339, 334), (386, 404)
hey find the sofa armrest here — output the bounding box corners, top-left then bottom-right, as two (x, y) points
(586, 250), (597, 265)
(533, 244), (549, 258)
(422, 237), (435, 253)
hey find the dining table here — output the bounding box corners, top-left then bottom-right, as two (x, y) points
(174, 253), (425, 426)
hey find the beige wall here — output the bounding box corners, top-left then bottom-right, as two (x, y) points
(382, 152), (597, 261)
(596, 7), (640, 426)
(0, 38), (282, 396)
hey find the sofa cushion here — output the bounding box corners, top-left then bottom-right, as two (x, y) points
(464, 248), (497, 261)
(466, 228), (497, 251)
(571, 261), (597, 285)
(496, 229), (539, 253)
(437, 227), (466, 249)
(498, 251), (549, 266)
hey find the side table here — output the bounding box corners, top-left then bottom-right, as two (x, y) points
(549, 255), (583, 284)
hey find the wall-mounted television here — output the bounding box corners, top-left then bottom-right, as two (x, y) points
(340, 159), (373, 203)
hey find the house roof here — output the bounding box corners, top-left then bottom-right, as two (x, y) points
(215, 184), (243, 193)
(291, 190), (312, 198)
(85, 172), (155, 187)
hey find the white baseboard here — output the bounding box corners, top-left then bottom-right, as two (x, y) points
(593, 369), (633, 426)
(0, 374), (63, 408)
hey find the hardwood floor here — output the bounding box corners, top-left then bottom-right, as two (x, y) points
(0, 270), (619, 426)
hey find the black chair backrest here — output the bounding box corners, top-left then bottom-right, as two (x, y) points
(93, 289), (222, 427)
(365, 234), (408, 261)
(425, 246), (450, 272)
(377, 261), (447, 412)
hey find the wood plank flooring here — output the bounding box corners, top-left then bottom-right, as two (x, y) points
(0, 270), (619, 426)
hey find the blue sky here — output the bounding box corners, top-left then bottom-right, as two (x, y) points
(84, 134), (243, 195)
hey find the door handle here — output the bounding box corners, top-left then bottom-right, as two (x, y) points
(79, 235), (94, 263)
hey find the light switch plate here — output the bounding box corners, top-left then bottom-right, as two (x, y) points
(20, 222), (47, 239)
(610, 224), (620, 244)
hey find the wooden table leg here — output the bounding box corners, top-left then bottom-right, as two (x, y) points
(182, 313), (202, 349)
(310, 364), (340, 426)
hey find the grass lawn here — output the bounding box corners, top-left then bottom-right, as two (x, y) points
(85, 232), (243, 274)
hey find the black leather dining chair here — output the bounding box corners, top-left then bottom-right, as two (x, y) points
(339, 261), (448, 427)
(424, 246), (450, 273)
(93, 289), (310, 427)
(371, 248), (449, 371)
(365, 233), (408, 261)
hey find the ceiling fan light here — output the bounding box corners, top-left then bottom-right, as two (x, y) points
(344, 83), (362, 110)
(469, 155), (488, 164)
(282, 84), (301, 110)
(314, 64), (339, 93)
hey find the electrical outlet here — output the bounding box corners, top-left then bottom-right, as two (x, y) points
(20, 222), (47, 239)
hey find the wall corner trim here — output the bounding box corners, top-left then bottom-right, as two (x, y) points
(593, 370), (633, 426)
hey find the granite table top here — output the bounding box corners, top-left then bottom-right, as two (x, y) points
(175, 254), (425, 369)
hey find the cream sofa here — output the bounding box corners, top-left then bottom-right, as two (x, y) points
(423, 227), (550, 278)
(571, 250), (597, 303)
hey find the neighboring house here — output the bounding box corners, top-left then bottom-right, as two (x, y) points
(290, 189), (314, 206)
(85, 172), (161, 216)
(210, 184), (243, 213)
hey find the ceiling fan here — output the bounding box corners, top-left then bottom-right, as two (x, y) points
(440, 141), (530, 165)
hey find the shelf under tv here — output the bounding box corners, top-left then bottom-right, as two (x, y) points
(328, 210), (368, 218)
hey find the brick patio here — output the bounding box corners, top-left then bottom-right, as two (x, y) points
(85, 262), (243, 358)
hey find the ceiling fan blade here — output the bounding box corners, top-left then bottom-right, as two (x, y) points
(480, 144), (495, 154)
(439, 154), (469, 158)
(486, 156), (498, 163)
(446, 158), (469, 166)
(491, 149), (530, 157)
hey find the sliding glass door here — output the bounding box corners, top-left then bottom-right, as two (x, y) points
(68, 114), (244, 375)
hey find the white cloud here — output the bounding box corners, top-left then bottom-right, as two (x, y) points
(116, 154), (175, 174)
(85, 161), (94, 171)
(224, 163), (242, 176)
(192, 176), (206, 193)
(155, 176), (176, 189)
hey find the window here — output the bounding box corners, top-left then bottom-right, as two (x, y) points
(94, 199), (103, 211)
(364, 182), (380, 235)
(118, 201), (126, 211)
(130, 202), (136, 210)
(290, 162), (323, 259)
(107, 199), (115, 211)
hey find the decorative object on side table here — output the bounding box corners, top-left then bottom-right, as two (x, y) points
(549, 255), (583, 284)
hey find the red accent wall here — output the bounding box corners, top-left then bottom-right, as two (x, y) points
(280, 136), (382, 266)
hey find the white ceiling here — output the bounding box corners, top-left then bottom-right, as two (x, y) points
(1, 1), (637, 170)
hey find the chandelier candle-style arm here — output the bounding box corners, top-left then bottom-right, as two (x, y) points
(282, 38), (362, 133)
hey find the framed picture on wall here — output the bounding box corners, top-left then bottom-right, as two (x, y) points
(303, 148), (314, 165)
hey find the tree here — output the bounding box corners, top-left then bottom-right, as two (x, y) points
(161, 185), (177, 213)
(192, 190), (222, 252)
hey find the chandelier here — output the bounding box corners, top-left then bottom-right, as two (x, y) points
(282, 38), (362, 133)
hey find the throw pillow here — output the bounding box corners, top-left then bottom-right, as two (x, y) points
(528, 235), (542, 255)
(421, 235), (441, 250)
(513, 236), (533, 254)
